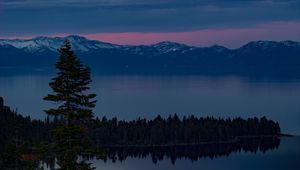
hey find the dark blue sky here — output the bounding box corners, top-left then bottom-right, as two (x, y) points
(0, 0), (300, 47)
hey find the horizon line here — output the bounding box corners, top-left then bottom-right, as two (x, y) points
(0, 34), (299, 49)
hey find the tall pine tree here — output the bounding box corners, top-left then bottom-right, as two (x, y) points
(44, 40), (97, 170)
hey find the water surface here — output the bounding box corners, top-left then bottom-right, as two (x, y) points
(90, 137), (300, 170)
(0, 74), (300, 135)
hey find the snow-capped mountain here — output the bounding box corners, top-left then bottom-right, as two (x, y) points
(0, 35), (121, 53)
(0, 35), (194, 54)
(0, 36), (198, 56)
(0, 36), (300, 77)
(151, 41), (195, 54)
(1, 35), (299, 55)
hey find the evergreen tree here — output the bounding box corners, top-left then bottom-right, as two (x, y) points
(44, 40), (97, 170)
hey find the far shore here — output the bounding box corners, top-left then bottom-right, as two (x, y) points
(99, 134), (292, 148)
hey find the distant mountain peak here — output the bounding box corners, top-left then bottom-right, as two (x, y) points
(153, 41), (187, 47)
(240, 40), (278, 51)
(0, 35), (122, 53)
(245, 40), (278, 46)
(0, 36), (299, 55)
(65, 35), (88, 41)
(151, 41), (192, 54)
(280, 40), (300, 46)
(240, 40), (300, 51)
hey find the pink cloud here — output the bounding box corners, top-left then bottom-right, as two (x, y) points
(82, 21), (300, 48)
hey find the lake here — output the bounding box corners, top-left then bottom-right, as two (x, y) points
(39, 136), (299, 170)
(0, 73), (300, 135)
(89, 137), (300, 170)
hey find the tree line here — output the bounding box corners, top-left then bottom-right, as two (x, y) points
(89, 114), (281, 146)
(0, 101), (281, 169)
(0, 102), (281, 150)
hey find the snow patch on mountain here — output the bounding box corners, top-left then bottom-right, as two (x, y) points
(0, 35), (121, 53)
(0, 36), (299, 56)
(152, 41), (191, 54)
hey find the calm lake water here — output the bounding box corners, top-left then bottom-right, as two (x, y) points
(89, 137), (300, 170)
(41, 137), (299, 170)
(0, 74), (300, 135)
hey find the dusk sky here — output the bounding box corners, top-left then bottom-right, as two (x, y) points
(0, 0), (300, 48)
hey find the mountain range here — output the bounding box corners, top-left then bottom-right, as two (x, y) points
(0, 35), (299, 76)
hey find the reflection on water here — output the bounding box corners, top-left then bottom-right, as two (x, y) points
(101, 137), (280, 164)
(0, 125), (299, 170)
(91, 137), (300, 170)
(38, 136), (282, 170)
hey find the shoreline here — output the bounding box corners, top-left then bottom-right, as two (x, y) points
(99, 134), (290, 148)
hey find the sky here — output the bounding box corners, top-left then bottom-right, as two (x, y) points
(0, 0), (300, 48)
